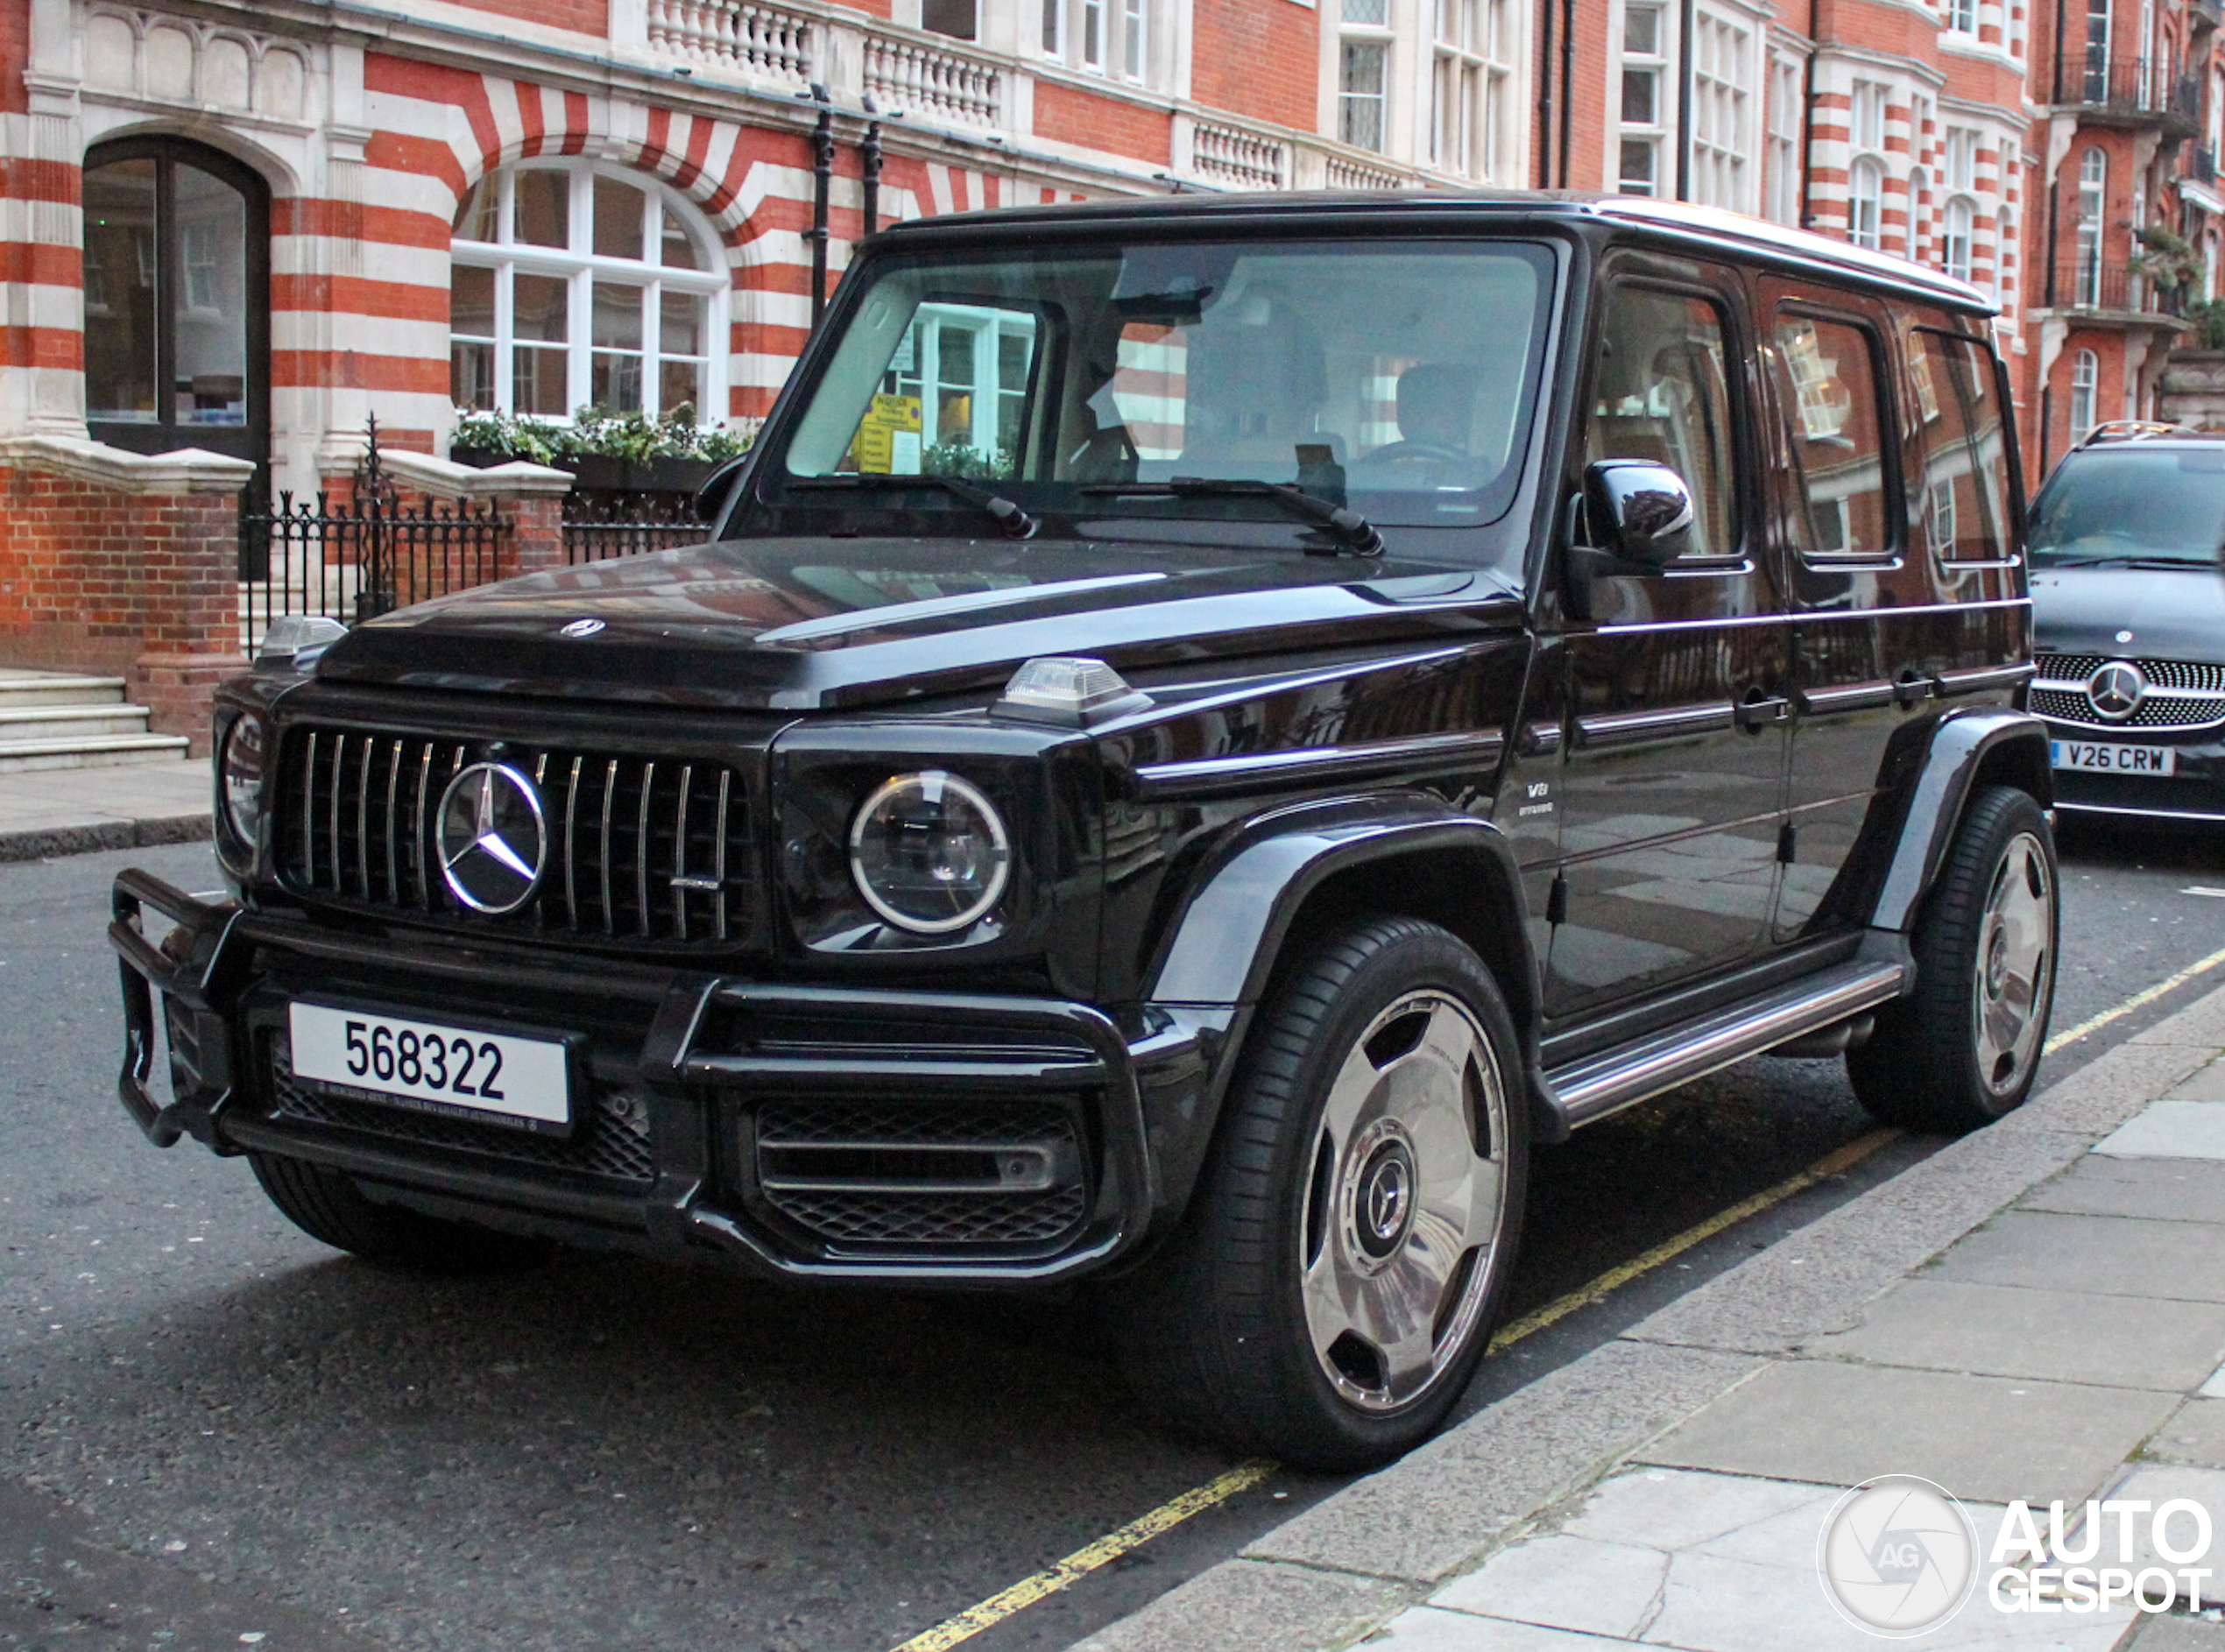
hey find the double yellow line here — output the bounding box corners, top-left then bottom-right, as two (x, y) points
(891, 949), (2225, 1652)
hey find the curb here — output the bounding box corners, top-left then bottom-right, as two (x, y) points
(1068, 984), (2225, 1652)
(0, 814), (211, 865)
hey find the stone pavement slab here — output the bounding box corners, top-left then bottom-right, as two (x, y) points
(2129, 1616), (2225, 1649)
(1367, 1610), (1624, 1648)
(1931, 1211), (2225, 1302)
(2169, 1059), (2225, 1104)
(2024, 1157), (2225, 1225)
(0, 757), (210, 862)
(1243, 1341), (1761, 1585)
(2097, 1103), (2225, 1161)
(1799, 1278), (2225, 1391)
(1639, 1361), (2179, 1504)
(2103, 1463), (2225, 1574)
(2151, 1398), (2225, 1469)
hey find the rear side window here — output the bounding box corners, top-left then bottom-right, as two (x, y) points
(1585, 286), (1741, 561)
(1770, 313), (1895, 559)
(1909, 328), (2014, 562)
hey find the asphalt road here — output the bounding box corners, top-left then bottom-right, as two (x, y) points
(2, 822), (2221, 1652)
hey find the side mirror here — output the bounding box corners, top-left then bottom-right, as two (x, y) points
(694, 451), (756, 526)
(1583, 460), (1694, 568)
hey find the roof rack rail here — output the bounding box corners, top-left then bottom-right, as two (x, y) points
(2074, 420), (2200, 448)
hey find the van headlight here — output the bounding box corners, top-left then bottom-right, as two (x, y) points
(217, 712), (266, 852)
(848, 770), (1011, 934)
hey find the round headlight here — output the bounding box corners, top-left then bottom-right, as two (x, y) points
(848, 770), (1012, 935)
(219, 713), (265, 851)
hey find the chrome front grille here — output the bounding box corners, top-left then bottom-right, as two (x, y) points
(2031, 655), (2225, 731)
(277, 727), (751, 943)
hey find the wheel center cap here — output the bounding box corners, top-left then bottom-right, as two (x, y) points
(1986, 928), (2010, 997)
(1355, 1140), (1416, 1260)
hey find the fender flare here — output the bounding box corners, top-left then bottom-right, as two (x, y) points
(1870, 707), (2054, 935)
(1147, 793), (1539, 1015)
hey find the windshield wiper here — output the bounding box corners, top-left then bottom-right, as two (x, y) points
(789, 473), (1036, 540)
(1081, 477), (1384, 556)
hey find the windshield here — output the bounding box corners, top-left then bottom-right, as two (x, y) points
(2030, 448), (2225, 567)
(773, 238), (1556, 533)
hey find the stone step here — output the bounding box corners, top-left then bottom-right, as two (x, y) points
(0, 674), (131, 708)
(0, 703), (155, 743)
(0, 733), (193, 774)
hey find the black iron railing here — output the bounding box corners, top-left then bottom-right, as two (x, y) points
(2076, 53), (2200, 123)
(237, 429), (509, 652)
(562, 490), (709, 564)
(2067, 259), (2190, 316)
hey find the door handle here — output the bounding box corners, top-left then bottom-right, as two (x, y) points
(1736, 692), (1791, 732)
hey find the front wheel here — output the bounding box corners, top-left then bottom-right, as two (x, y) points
(251, 1153), (550, 1273)
(1112, 916), (1527, 1470)
(1849, 785), (2058, 1133)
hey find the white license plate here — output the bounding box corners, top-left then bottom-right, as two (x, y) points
(2050, 740), (2178, 776)
(286, 1002), (573, 1133)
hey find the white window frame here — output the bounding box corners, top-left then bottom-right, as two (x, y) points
(450, 161), (729, 426)
(1850, 79), (1887, 151)
(1616, 0), (1672, 196)
(1766, 53), (1804, 226)
(1849, 156), (1883, 249)
(1042, 0), (1151, 78)
(1339, 0), (1394, 154)
(1946, 0), (1977, 34)
(1944, 194), (1975, 281)
(1907, 166), (1929, 261)
(1428, 0), (1516, 180)
(2070, 348), (2098, 442)
(1689, 8), (1754, 213)
(2076, 146), (2106, 307)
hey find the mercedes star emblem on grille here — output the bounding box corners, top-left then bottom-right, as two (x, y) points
(2085, 660), (2148, 724)
(559, 618), (605, 638)
(437, 762), (549, 914)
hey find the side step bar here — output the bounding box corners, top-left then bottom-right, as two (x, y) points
(1545, 960), (1907, 1133)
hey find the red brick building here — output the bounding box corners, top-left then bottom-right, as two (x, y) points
(2, 0), (2220, 753)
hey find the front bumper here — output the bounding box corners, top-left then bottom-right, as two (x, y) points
(111, 871), (1208, 1284)
(2041, 723), (2225, 825)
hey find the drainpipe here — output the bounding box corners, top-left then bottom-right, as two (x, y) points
(860, 95), (884, 242)
(807, 82), (835, 322)
(1798, 0), (1819, 226)
(1677, 0), (1695, 199)
(1538, 0), (1556, 188)
(1559, 0), (1576, 186)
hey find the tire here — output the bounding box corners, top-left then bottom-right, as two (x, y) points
(1111, 915), (1528, 1470)
(1848, 786), (2058, 1133)
(250, 1152), (549, 1273)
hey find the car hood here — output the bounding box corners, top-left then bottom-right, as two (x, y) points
(313, 536), (1522, 710)
(2031, 563), (2225, 664)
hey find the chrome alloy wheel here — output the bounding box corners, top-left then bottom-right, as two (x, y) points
(1974, 830), (2053, 1098)
(1298, 990), (1509, 1412)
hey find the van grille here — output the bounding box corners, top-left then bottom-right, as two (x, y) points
(2031, 656), (2225, 731)
(276, 727), (752, 944)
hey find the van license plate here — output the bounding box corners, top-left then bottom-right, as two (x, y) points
(2050, 740), (2176, 776)
(286, 1002), (572, 1133)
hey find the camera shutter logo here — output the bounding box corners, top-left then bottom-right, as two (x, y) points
(437, 763), (549, 915)
(1817, 1474), (1979, 1637)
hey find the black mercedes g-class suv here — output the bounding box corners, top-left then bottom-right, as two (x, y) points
(112, 193), (2054, 1469)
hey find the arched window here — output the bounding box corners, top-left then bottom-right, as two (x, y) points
(1944, 196), (1975, 283)
(2070, 349), (2098, 443)
(1849, 158), (1882, 250)
(2076, 148), (2106, 307)
(1905, 167), (1929, 261)
(450, 162), (728, 423)
(83, 136), (269, 471)
(1997, 206), (2018, 307)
